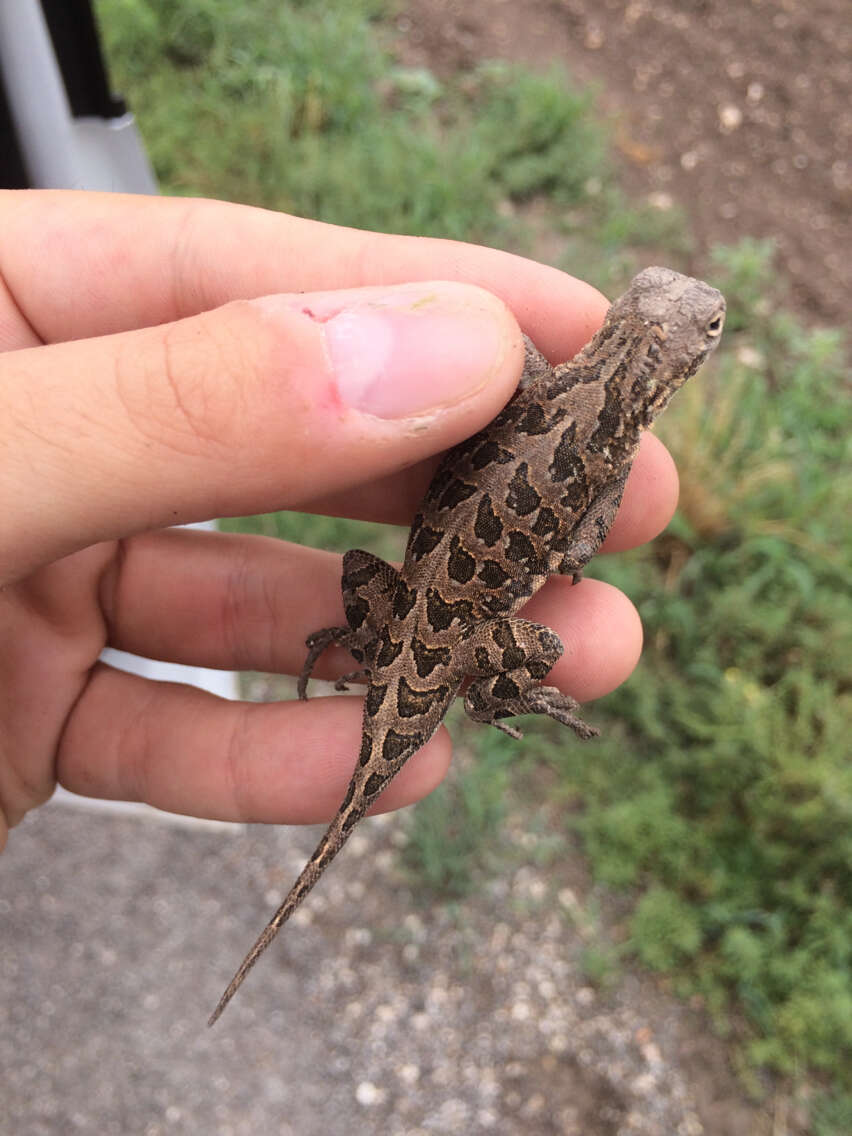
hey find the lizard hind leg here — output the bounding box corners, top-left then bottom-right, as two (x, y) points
(459, 617), (599, 742)
(297, 625), (362, 700)
(298, 550), (401, 699)
(340, 549), (401, 633)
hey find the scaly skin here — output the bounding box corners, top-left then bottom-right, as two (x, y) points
(208, 266), (725, 1025)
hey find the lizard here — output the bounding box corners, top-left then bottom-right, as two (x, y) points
(208, 266), (725, 1026)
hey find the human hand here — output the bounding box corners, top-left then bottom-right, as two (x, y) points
(0, 190), (678, 850)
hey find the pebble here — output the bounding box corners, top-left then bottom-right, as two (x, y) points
(355, 1081), (386, 1107)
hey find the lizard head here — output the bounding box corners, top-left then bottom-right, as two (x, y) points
(608, 266), (726, 424)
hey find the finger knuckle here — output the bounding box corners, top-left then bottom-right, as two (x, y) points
(114, 305), (260, 456)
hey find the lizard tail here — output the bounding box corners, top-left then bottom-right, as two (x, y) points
(207, 807), (362, 1027)
(208, 711), (424, 1026)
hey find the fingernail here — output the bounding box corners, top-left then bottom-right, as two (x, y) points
(294, 282), (509, 419)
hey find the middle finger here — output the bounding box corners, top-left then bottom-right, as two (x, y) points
(105, 528), (643, 703)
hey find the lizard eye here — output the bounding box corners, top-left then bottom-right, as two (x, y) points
(706, 312), (724, 336)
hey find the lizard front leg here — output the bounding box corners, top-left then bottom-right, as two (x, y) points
(298, 549), (400, 698)
(555, 471), (628, 584)
(457, 618), (599, 741)
(518, 334), (554, 391)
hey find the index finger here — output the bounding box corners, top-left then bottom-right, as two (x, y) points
(0, 191), (607, 356)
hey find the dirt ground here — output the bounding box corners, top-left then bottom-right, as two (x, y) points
(396, 0), (850, 328)
(3, 799), (790, 1136)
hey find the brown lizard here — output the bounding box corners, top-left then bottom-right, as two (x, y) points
(208, 266), (725, 1026)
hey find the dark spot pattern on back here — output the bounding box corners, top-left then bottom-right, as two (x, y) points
(505, 530), (537, 562)
(506, 462), (542, 516)
(409, 524), (445, 561)
(447, 535), (476, 583)
(376, 627), (404, 668)
(365, 683), (387, 716)
(532, 506), (559, 538)
(547, 358), (602, 396)
(588, 365), (628, 452)
(471, 440), (514, 470)
(479, 592), (515, 617)
(556, 494), (586, 518)
(590, 393), (622, 449)
(397, 675), (443, 718)
(426, 587), (473, 631)
(592, 322), (620, 354)
(515, 403), (550, 435)
(474, 494), (504, 546)
(477, 559), (509, 588)
(411, 637), (451, 677)
(550, 426), (588, 490)
(438, 478), (478, 510)
(392, 581), (418, 620)
(426, 465), (453, 503)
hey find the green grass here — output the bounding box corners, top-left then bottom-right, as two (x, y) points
(522, 240), (851, 1090)
(96, 0), (671, 280)
(97, 0), (852, 1120)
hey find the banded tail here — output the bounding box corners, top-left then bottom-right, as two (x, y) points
(207, 714), (421, 1026)
(207, 801), (365, 1026)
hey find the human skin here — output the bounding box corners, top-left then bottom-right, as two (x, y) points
(0, 191), (679, 852)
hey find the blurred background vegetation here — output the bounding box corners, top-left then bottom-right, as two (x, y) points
(96, 0), (851, 1125)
